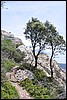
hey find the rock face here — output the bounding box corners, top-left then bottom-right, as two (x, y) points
(1, 30), (14, 37)
(15, 69), (34, 81)
(17, 44), (66, 98)
(1, 30), (23, 45)
(6, 68), (34, 82)
(18, 45), (66, 81)
(17, 45), (33, 62)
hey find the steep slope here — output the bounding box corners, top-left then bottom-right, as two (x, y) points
(1, 30), (66, 99)
(9, 81), (34, 99)
(18, 45), (66, 86)
(17, 45), (66, 99)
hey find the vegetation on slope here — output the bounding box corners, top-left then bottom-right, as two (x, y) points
(1, 81), (19, 99)
(19, 63), (65, 99)
(20, 78), (51, 99)
(1, 38), (25, 99)
(1, 32), (66, 99)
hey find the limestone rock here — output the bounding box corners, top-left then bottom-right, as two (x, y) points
(1, 30), (23, 45)
(6, 68), (34, 82)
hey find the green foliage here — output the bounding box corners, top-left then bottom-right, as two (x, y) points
(45, 77), (54, 82)
(2, 59), (16, 72)
(21, 63), (47, 81)
(44, 20), (66, 78)
(1, 39), (16, 52)
(20, 78), (51, 99)
(1, 72), (7, 83)
(14, 49), (25, 63)
(24, 17), (46, 41)
(1, 39), (25, 63)
(24, 17), (47, 67)
(33, 69), (47, 81)
(13, 51), (23, 63)
(32, 78), (38, 85)
(1, 81), (19, 99)
(1, 39), (16, 59)
(56, 86), (63, 94)
(22, 63), (33, 71)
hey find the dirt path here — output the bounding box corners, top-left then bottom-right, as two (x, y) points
(10, 81), (34, 99)
(6, 69), (34, 99)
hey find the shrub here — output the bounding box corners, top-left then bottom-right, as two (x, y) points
(1, 73), (7, 84)
(32, 78), (38, 85)
(1, 39), (16, 52)
(1, 39), (25, 62)
(2, 59), (16, 72)
(56, 86), (63, 94)
(1, 39), (16, 59)
(1, 81), (19, 99)
(13, 51), (22, 63)
(12, 49), (25, 63)
(20, 78), (51, 99)
(33, 69), (47, 81)
(22, 63), (33, 70)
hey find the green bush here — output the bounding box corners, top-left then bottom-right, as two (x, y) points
(1, 39), (25, 63)
(1, 81), (19, 99)
(20, 78), (51, 99)
(2, 59), (16, 72)
(32, 78), (38, 85)
(13, 51), (22, 63)
(1, 39), (16, 52)
(56, 86), (63, 94)
(13, 49), (25, 63)
(1, 39), (17, 59)
(22, 63), (33, 70)
(1, 72), (7, 84)
(33, 69), (47, 81)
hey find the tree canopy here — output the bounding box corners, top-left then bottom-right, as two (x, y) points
(44, 20), (66, 77)
(24, 17), (47, 68)
(23, 17), (66, 77)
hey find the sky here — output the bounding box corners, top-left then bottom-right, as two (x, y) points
(1, 1), (66, 63)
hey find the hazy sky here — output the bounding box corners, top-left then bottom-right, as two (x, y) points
(1, 1), (66, 63)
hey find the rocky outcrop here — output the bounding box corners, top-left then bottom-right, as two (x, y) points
(17, 44), (66, 97)
(6, 67), (34, 82)
(1, 30), (23, 45)
(18, 45), (66, 80)
(1, 30), (14, 37)
(17, 45), (33, 62)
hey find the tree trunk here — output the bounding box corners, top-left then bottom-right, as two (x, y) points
(34, 56), (38, 69)
(50, 56), (53, 78)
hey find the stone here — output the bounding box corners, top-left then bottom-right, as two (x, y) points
(6, 72), (11, 79)
(9, 68), (34, 82)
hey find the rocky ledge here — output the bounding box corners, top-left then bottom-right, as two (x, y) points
(6, 66), (34, 82)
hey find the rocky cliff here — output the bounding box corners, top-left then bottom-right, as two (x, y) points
(1, 30), (23, 45)
(18, 45), (66, 86)
(1, 30), (66, 99)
